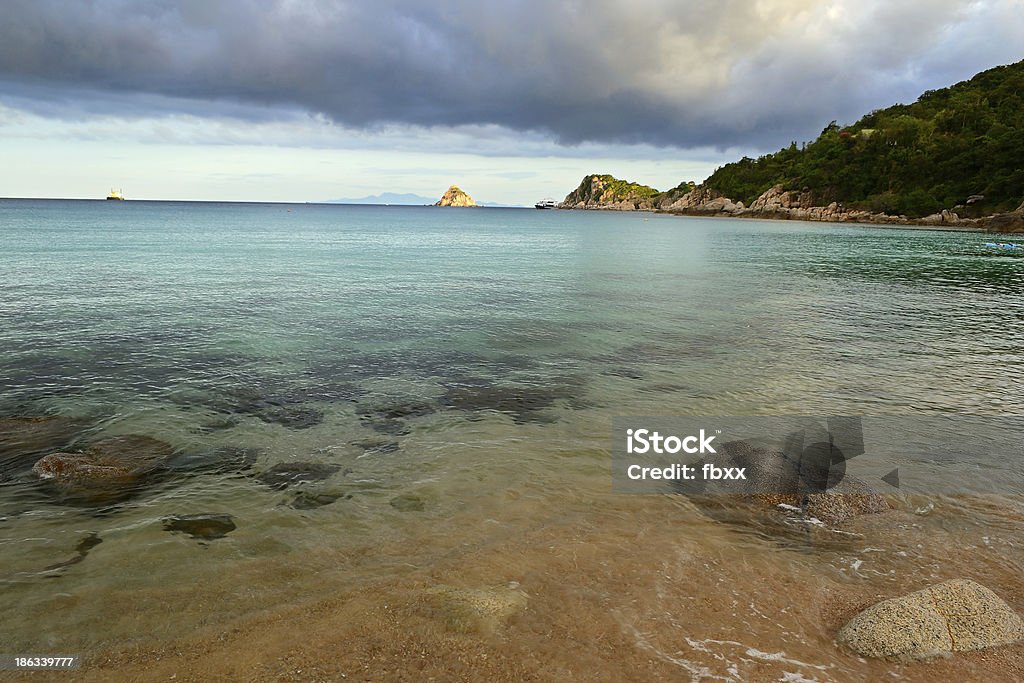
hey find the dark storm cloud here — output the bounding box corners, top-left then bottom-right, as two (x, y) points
(0, 0), (1021, 151)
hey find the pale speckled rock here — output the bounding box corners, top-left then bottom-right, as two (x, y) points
(838, 579), (1024, 659)
(696, 440), (890, 527)
(804, 475), (890, 526)
(424, 585), (528, 633)
(32, 435), (175, 503)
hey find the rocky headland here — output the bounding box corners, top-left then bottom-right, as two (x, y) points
(435, 185), (477, 207)
(560, 174), (660, 211)
(559, 60), (1024, 232)
(559, 174), (1024, 232)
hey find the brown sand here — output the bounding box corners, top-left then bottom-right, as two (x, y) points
(13, 491), (1023, 683)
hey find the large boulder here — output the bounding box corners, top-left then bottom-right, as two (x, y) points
(32, 435), (175, 503)
(838, 580), (1024, 659)
(919, 209), (961, 225)
(703, 197), (740, 213)
(984, 209), (1024, 233)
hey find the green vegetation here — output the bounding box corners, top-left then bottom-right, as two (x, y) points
(703, 60), (1024, 217)
(567, 174), (659, 204)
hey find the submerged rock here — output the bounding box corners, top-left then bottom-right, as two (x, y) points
(43, 532), (103, 571)
(838, 579), (1024, 659)
(804, 477), (890, 526)
(287, 490), (350, 510)
(685, 439), (889, 528)
(0, 416), (82, 480)
(602, 366), (646, 380)
(163, 513), (236, 540)
(442, 384), (577, 423)
(201, 384), (326, 430)
(390, 493), (426, 512)
(357, 399), (436, 435)
(255, 462), (341, 490)
(166, 446), (260, 475)
(360, 417), (410, 436)
(257, 405), (324, 430)
(0, 416), (82, 457)
(424, 585), (528, 633)
(32, 435), (175, 503)
(289, 491), (340, 509)
(359, 400), (436, 421)
(351, 438), (401, 455)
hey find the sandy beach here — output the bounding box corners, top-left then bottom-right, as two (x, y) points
(36, 489), (1024, 682)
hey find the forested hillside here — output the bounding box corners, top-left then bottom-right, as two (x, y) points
(702, 60), (1024, 218)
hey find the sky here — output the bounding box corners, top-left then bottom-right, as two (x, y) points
(0, 0), (1022, 205)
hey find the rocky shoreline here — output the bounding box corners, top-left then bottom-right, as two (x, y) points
(560, 175), (1024, 233)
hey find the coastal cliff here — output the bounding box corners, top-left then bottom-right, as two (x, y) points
(659, 183), (972, 227)
(435, 185), (477, 207)
(559, 176), (988, 228)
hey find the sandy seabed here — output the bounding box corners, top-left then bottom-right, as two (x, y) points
(17, 487), (1024, 683)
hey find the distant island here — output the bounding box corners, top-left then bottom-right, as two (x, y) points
(326, 192), (434, 205)
(435, 185), (477, 207)
(325, 189), (517, 207)
(560, 59), (1024, 233)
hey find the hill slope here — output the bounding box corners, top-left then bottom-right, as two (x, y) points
(561, 60), (1024, 229)
(703, 60), (1024, 218)
(561, 174), (660, 210)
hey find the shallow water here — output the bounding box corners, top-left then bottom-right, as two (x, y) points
(1, 200), (1023, 680)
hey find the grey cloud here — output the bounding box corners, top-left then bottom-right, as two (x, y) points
(0, 0), (1021, 152)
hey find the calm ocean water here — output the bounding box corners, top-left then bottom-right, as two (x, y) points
(2, 199), (1023, 678)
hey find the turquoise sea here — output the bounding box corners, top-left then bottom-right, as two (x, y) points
(2, 199), (1023, 680)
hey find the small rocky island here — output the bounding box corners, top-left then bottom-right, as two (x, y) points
(434, 185), (477, 207)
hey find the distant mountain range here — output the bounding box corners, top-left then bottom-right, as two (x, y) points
(325, 192), (434, 205)
(325, 192), (521, 207)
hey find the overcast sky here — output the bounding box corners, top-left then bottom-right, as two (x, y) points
(1, 0), (1021, 204)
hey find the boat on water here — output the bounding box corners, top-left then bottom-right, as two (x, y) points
(534, 198), (557, 209)
(106, 188), (125, 201)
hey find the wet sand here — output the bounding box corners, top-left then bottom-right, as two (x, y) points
(22, 488), (1024, 683)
